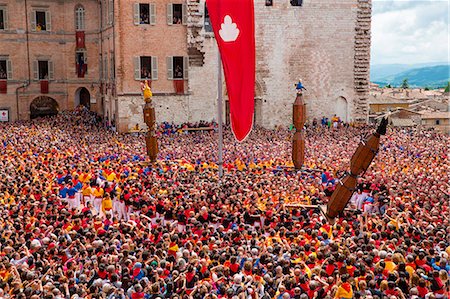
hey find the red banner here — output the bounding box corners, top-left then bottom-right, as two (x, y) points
(206, 0), (255, 141)
(76, 31), (85, 49)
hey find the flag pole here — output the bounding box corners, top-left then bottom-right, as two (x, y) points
(217, 52), (224, 178)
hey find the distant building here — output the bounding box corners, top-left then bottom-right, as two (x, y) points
(375, 108), (421, 128)
(1, 0), (372, 131)
(421, 112), (450, 135)
(369, 85), (449, 129)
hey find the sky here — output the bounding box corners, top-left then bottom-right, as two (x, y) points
(371, 0), (449, 65)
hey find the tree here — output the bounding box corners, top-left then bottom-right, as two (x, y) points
(385, 84), (392, 88)
(401, 78), (409, 89)
(424, 87), (430, 91)
(445, 81), (450, 93)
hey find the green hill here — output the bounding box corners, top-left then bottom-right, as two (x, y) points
(373, 65), (450, 88)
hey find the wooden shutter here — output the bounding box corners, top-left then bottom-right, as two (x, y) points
(108, 0), (113, 24)
(166, 56), (173, 80)
(150, 4), (156, 25)
(31, 11), (36, 31)
(183, 56), (189, 79)
(151, 56), (158, 80)
(182, 4), (187, 25)
(46, 11), (52, 31)
(133, 3), (139, 25)
(3, 8), (8, 30)
(6, 59), (12, 80)
(33, 60), (38, 80)
(48, 61), (54, 80)
(167, 4), (173, 25)
(134, 56), (140, 80)
(74, 9), (78, 30)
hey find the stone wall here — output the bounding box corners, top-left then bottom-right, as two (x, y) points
(353, 0), (371, 121)
(117, 93), (190, 132)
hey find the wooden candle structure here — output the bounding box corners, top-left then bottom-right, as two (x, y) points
(292, 93), (306, 169)
(142, 81), (158, 162)
(324, 117), (388, 221)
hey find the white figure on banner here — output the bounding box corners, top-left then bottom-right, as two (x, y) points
(219, 15), (240, 42)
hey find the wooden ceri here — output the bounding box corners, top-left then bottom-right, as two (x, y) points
(142, 80), (158, 162)
(324, 117), (388, 222)
(292, 92), (306, 169)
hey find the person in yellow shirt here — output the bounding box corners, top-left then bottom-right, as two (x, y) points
(93, 185), (104, 214)
(106, 171), (117, 182)
(334, 274), (353, 299)
(82, 184), (93, 206)
(101, 194), (113, 217)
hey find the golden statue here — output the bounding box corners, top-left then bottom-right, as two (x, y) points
(142, 80), (153, 102)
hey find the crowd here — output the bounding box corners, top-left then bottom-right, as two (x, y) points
(0, 109), (449, 299)
(159, 121), (216, 135)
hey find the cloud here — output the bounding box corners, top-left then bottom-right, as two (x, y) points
(371, 0), (449, 65)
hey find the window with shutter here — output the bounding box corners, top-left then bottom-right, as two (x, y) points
(48, 61), (54, 80)
(167, 4), (173, 25)
(34, 10), (50, 32)
(166, 56), (173, 80)
(33, 61), (38, 80)
(46, 11), (51, 31)
(6, 59), (12, 80)
(134, 56), (141, 80)
(151, 56), (158, 80)
(133, 3), (140, 25)
(150, 4), (156, 25)
(182, 4), (187, 25)
(31, 11), (36, 31)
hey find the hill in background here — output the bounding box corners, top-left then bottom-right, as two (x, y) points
(371, 63), (449, 88)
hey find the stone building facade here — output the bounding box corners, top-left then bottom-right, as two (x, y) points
(0, 0), (101, 120)
(0, 0), (371, 131)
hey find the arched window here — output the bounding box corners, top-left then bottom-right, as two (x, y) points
(75, 5), (85, 30)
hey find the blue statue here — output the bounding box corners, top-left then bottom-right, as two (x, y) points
(295, 79), (306, 93)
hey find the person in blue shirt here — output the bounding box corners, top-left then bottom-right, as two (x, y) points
(295, 79), (307, 93)
(59, 184), (69, 199)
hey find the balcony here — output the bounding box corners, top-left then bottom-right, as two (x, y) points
(0, 80), (6, 94)
(76, 31), (85, 49)
(173, 80), (184, 94)
(40, 80), (49, 94)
